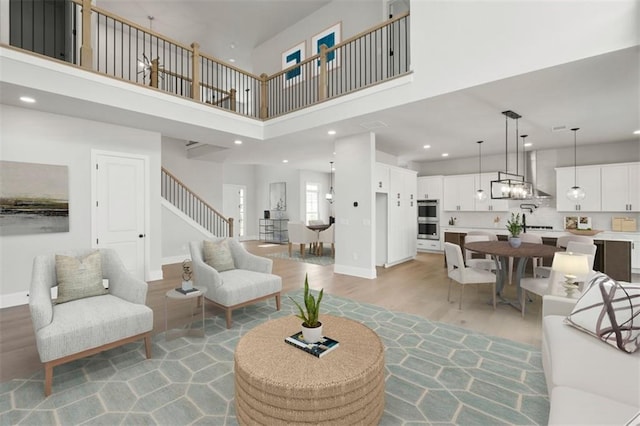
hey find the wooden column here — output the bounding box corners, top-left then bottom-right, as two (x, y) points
(259, 73), (268, 119)
(80, 0), (93, 69)
(228, 218), (234, 238)
(229, 89), (237, 112)
(318, 44), (328, 101)
(150, 58), (159, 88)
(191, 42), (200, 101)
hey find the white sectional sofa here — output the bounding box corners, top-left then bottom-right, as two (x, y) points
(542, 294), (640, 425)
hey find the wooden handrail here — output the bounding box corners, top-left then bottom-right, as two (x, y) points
(162, 167), (228, 220)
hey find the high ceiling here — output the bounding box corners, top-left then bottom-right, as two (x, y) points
(2, 2), (639, 172)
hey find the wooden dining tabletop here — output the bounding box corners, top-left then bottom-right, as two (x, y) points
(307, 224), (331, 231)
(464, 241), (562, 259)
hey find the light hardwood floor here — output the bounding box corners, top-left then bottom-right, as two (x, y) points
(0, 241), (546, 383)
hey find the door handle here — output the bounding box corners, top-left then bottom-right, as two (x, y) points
(139, 234), (145, 238)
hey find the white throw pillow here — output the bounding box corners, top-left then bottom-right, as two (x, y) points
(566, 272), (640, 353)
(55, 251), (108, 304)
(203, 239), (235, 272)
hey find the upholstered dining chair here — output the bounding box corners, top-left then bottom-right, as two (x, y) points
(444, 243), (496, 310)
(308, 220), (325, 226)
(287, 222), (318, 258)
(317, 223), (335, 257)
(463, 235), (496, 271)
(534, 235), (595, 278)
(29, 249), (153, 396)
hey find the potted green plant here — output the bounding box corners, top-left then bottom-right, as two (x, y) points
(506, 212), (523, 248)
(289, 274), (324, 343)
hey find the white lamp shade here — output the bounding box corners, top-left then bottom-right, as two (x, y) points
(566, 186), (586, 201)
(551, 252), (590, 280)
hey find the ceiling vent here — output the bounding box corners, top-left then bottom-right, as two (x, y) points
(186, 140), (200, 147)
(360, 120), (388, 130)
(551, 125), (569, 132)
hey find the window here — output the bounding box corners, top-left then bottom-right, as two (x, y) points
(305, 183), (319, 224)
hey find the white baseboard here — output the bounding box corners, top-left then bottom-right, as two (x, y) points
(334, 264), (376, 279)
(0, 291), (29, 309)
(162, 255), (191, 266)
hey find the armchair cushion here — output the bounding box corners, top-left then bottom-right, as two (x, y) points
(55, 251), (107, 304)
(203, 239), (235, 272)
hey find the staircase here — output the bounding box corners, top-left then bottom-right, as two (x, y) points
(161, 167), (233, 237)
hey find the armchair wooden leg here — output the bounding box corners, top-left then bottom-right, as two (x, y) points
(288, 242), (292, 257)
(144, 335), (152, 359)
(275, 294), (281, 310)
(300, 244), (305, 258)
(225, 309), (233, 329)
(44, 363), (53, 397)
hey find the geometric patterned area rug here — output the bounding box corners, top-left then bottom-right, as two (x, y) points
(0, 291), (548, 425)
(266, 248), (334, 266)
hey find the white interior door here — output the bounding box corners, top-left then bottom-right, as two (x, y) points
(223, 184), (245, 239)
(93, 151), (147, 280)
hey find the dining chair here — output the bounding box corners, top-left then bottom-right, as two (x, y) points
(519, 233), (544, 271)
(463, 235), (496, 272)
(287, 222), (318, 258)
(308, 220), (325, 226)
(444, 243), (496, 310)
(534, 235), (595, 277)
(317, 223), (335, 257)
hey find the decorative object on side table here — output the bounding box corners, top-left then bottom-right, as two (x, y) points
(285, 332), (339, 358)
(552, 252), (590, 297)
(177, 259), (197, 294)
(289, 274), (324, 343)
(506, 212), (523, 248)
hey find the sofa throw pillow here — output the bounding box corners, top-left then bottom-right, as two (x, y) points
(566, 272), (640, 353)
(55, 251), (107, 304)
(203, 239), (235, 272)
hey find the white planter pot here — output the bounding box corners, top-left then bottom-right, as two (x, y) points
(301, 322), (323, 344)
(509, 237), (522, 248)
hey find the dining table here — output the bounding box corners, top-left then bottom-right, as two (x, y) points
(306, 224), (331, 255)
(464, 241), (563, 310)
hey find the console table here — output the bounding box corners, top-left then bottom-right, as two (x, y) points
(259, 218), (288, 244)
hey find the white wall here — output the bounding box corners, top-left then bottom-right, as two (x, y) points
(299, 169), (332, 223)
(223, 163), (258, 236)
(161, 202), (213, 263)
(254, 165), (301, 223)
(0, 105), (162, 303)
(252, 0), (385, 75)
(411, 0), (638, 98)
(334, 132), (376, 278)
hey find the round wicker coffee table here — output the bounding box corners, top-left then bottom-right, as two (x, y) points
(234, 315), (385, 425)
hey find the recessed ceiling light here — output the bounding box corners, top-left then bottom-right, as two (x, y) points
(634, 130), (640, 135)
(234, 139), (242, 145)
(282, 159), (289, 163)
(524, 142), (532, 147)
(423, 144), (431, 149)
(442, 153), (449, 157)
(20, 96), (36, 103)
(229, 58), (236, 63)
(327, 130), (336, 135)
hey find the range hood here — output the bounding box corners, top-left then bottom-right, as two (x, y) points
(525, 151), (553, 199)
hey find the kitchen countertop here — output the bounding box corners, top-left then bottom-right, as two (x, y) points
(441, 226), (640, 242)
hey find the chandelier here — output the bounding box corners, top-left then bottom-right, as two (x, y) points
(491, 110), (533, 200)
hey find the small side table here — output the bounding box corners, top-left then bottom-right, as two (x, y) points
(164, 288), (207, 340)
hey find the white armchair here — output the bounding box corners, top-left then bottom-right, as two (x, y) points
(29, 249), (153, 396)
(189, 238), (282, 328)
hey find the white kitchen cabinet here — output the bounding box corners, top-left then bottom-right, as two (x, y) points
(475, 172), (509, 212)
(632, 240), (640, 271)
(374, 163), (389, 193)
(443, 174), (476, 211)
(555, 166), (601, 212)
(385, 165), (417, 265)
(601, 163), (640, 212)
(417, 239), (441, 251)
(417, 176), (443, 200)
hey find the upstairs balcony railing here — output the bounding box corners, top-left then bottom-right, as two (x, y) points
(6, 0), (410, 120)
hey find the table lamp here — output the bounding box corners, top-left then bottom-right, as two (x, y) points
(551, 252), (590, 296)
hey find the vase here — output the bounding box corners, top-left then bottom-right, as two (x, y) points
(509, 237), (521, 248)
(301, 322), (323, 344)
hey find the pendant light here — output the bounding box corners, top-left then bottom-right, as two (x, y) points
(566, 128), (585, 201)
(325, 161), (335, 203)
(490, 110), (533, 199)
(475, 141), (487, 202)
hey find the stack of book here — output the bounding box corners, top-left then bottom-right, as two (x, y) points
(175, 287), (199, 295)
(284, 332), (339, 358)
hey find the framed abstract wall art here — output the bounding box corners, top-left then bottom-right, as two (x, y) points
(0, 160), (69, 236)
(311, 22), (342, 73)
(282, 41), (306, 87)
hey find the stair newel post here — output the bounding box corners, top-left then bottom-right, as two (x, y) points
(150, 58), (159, 88)
(229, 89), (237, 112)
(80, 0), (93, 69)
(228, 218), (234, 238)
(318, 44), (328, 101)
(259, 73), (268, 119)
(190, 42), (200, 102)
